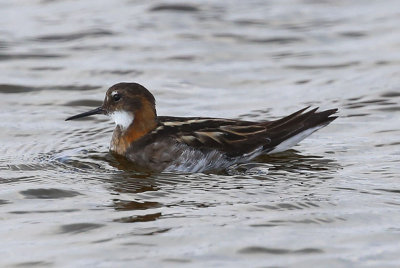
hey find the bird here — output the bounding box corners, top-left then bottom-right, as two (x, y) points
(66, 82), (338, 173)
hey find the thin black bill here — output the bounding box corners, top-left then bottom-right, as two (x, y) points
(65, 107), (105, 121)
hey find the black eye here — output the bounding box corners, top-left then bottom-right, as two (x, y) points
(112, 93), (121, 102)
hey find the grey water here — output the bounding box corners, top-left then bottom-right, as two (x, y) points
(1, 0), (400, 267)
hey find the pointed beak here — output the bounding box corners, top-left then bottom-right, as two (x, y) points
(65, 107), (106, 121)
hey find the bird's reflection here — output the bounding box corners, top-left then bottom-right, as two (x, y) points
(255, 150), (339, 174)
(91, 149), (340, 223)
(102, 153), (159, 194)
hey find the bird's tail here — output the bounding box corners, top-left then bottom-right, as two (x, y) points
(264, 107), (338, 154)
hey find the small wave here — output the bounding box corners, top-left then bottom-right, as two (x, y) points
(34, 29), (114, 42)
(150, 4), (200, 12)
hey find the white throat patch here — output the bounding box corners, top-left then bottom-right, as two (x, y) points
(110, 111), (134, 130)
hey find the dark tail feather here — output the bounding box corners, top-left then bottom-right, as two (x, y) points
(264, 107), (338, 153)
(267, 106), (310, 127)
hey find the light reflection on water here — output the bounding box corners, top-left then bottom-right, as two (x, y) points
(1, 0), (400, 266)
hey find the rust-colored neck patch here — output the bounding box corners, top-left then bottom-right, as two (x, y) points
(111, 98), (157, 155)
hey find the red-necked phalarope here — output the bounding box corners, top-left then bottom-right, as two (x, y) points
(66, 82), (338, 172)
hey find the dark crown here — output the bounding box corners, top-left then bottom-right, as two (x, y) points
(109, 82), (156, 106)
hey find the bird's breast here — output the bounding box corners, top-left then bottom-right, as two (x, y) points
(110, 127), (131, 155)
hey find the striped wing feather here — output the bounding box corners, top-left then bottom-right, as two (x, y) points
(155, 107), (337, 157)
(157, 117), (270, 157)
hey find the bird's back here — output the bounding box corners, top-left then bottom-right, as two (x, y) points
(123, 107), (337, 172)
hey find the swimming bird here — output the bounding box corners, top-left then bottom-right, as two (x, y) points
(66, 82), (337, 172)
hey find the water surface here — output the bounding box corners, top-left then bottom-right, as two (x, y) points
(1, 0), (400, 267)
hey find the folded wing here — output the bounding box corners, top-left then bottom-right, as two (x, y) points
(156, 107), (337, 157)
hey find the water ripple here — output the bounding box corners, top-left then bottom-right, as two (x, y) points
(34, 29), (114, 42)
(238, 246), (323, 255)
(150, 4), (200, 12)
(1, 0), (400, 266)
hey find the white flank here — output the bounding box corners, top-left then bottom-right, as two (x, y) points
(110, 111), (134, 130)
(164, 145), (265, 173)
(268, 125), (325, 154)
